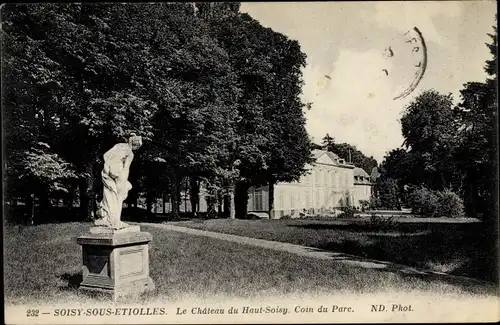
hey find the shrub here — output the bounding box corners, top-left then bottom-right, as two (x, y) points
(369, 196), (380, 209)
(407, 186), (465, 218)
(359, 200), (370, 211)
(338, 206), (356, 218)
(407, 186), (439, 217)
(436, 189), (465, 218)
(374, 177), (401, 210)
(367, 213), (396, 231)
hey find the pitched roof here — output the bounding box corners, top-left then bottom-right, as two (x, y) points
(354, 167), (370, 177)
(312, 149), (325, 160)
(325, 151), (340, 161)
(312, 149), (340, 161)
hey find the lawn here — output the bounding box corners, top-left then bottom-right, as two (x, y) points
(168, 218), (498, 283)
(4, 222), (497, 306)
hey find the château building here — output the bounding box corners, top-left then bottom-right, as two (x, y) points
(246, 149), (373, 218)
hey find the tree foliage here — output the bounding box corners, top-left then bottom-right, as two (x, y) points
(376, 15), (497, 220)
(3, 3), (312, 221)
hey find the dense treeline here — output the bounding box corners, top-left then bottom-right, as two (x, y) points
(3, 3), (314, 223)
(374, 15), (497, 222)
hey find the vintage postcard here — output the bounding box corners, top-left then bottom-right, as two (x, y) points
(3, 1), (499, 324)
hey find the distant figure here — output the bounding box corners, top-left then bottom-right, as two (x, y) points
(95, 134), (143, 229)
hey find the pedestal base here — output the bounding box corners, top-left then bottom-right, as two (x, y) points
(77, 227), (155, 300)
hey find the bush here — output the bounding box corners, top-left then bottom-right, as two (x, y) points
(436, 189), (465, 218)
(338, 206), (356, 218)
(369, 196), (380, 210)
(359, 200), (370, 211)
(407, 186), (465, 218)
(367, 213), (396, 231)
(407, 186), (439, 217)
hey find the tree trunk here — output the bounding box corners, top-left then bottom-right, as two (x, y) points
(26, 193), (35, 225)
(235, 181), (250, 218)
(79, 177), (89, 220)
(38, 188), (51, 211)
(222, 193), (229, 218)
(189, 176), (200, 216)
(64, 188), (75, 209)
(79, 162), (95, 221)
(171, 174), (180, 218)
(217, 193), (223, 217)
(163, 192), (167, 214)
(184, 179), (188, 213)
(129, 186), (138, 209)
(268, 180), (275, 219)
(228, 187), (236, 219)
(146, 189), (154, 216)
(38, 188), (52, 223)
(207, 190), (217, 219)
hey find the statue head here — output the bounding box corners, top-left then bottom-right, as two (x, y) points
(128, 134), (143, 151)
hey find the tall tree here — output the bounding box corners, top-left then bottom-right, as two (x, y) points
(321, 133), (335, 151)
(375, 148), (411, 206)
(3, 4), (82, 220)
(373, 177), (401, 210)
(400, 90), (460, 190)
(454, 15), (497, 219)
(206, 10), (313, 218)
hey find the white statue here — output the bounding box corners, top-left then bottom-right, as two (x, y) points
(94, 135), (143, 229)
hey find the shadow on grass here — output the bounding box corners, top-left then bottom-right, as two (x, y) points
(60, 272), (83, 290)
(299, 246), (497, 295)
(290, 222), (498, 284)
(58, 271), (158, 303)
(58, 272), (116, 301)
(288, 222), (431, 233)
(122, 207), (196, 223)
(6, 205), (207, 226)
(322, 237), (496, 284)
(5, 206), (88, 225)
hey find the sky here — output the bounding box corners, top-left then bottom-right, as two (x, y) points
(240, 1), (497, 162)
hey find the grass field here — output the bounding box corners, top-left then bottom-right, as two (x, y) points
(169, 218), (498, 283)
(4, 222), (497, 305)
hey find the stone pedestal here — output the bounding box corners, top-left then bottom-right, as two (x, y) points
(76, 226), (154, 299)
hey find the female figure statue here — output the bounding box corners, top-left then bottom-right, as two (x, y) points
(94, 135), (143, 229)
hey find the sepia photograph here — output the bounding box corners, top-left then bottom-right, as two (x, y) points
(2, 1), (499, 324)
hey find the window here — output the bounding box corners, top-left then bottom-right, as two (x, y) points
(255, 190), (263, 211)
(315, 169), (322, 186)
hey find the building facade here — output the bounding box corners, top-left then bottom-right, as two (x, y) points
(247, 149), (373, 218)
(353, 167), (372, 207)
